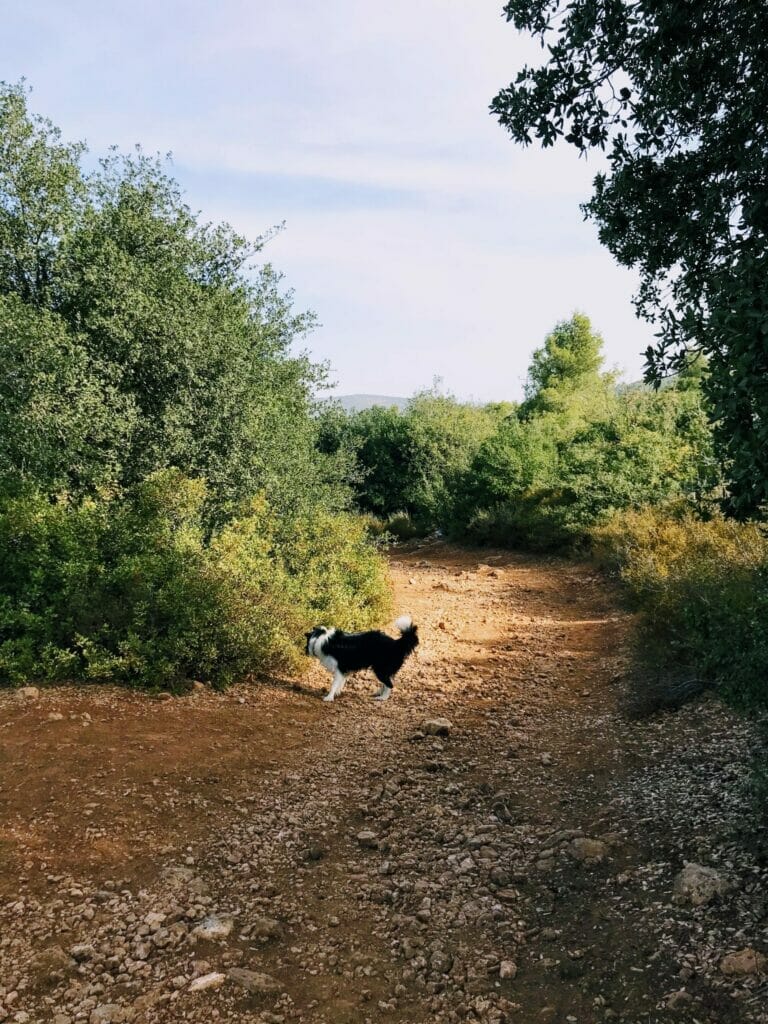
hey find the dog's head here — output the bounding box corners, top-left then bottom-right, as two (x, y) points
(305, 626), (329, 657)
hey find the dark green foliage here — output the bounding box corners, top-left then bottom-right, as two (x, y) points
(318, 390), (503, 531)
(319, 404), (412, 519)
(0, 294), (132, 495)
(492, 0), (768, 517)
(0, 84), (342, 523)
(0, 85), (85, 305)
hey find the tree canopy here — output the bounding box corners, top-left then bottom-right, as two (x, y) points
(0, 81), (340, 523)
(520, 311), (609, 417)
(491, 0), (768, 518)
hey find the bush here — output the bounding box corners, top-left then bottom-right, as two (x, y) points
(0, 471), (391, 690)
(593, 506), (768, 711)
(318, 316), (717, 553)
(318, 391), (504, 532)
(384, 514), (425, 542)
(451, 376), (716, 551)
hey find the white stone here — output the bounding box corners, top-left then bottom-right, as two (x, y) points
(188, 971), (226, 992)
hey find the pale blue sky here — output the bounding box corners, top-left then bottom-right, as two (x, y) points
(1, 1), (653, 401)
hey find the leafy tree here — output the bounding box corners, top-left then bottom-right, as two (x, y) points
(323, 312), (717, 549)
(0, 294), (133, 495)
(0, 84), (395, 689)
(520, 312), (613, 418)
(520, 313), (618, 430)
(450, 316), (717, 549)
(491, 0), (768, 517)
(0, 83), (343, 522)
(402, 391), (500, 527)
(0, 83), (85, 306)
(318, 403), (411, 519)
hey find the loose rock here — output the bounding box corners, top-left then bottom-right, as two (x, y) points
(15, 686), (40, 701)
(249, 916), (283, 941)
(421, 718), (452, 737)
(188, 972), (226, 992)
(719, 948), (766, 976)
(192, 914), (234, 940)
(568, 838), (608, 863)
(31, 945), (76, 976)
(673, 863), (730, 906)
(89, 1006), (131, 1024)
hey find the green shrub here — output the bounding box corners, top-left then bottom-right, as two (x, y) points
(384, 514), (425, 542)
(319, 316), (717, 553)
(355, 513), (390, 539)
(458, 495), (574, 552)
(451, 376), (716, 551)
(0, 470), (391, 690)
(0, 489), (109, 683)
(318, 391), (504, 532)
(593, 506), (768, 711)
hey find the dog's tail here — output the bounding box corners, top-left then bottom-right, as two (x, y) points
(394, 615), (419, 657)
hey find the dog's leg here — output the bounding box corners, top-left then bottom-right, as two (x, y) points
(373, 671), (393, 702)
(323, 670), (346, 703)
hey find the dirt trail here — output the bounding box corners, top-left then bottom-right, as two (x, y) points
(0, 544), (765, 1024)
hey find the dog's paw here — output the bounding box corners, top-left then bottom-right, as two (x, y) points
(322, 694), (335, 703)
(373, 691), (392, 702)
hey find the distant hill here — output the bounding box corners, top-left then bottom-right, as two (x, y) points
(337, 394), (409, 413)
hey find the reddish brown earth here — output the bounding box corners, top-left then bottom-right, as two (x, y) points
(0, 543), (765, 1024)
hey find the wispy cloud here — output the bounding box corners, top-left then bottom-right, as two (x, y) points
(170, 144), (599, 203)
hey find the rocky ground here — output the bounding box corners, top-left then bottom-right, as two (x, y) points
(0, 543), (765, 1024)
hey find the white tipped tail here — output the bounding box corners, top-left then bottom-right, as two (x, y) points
(394, 615), (413, 632)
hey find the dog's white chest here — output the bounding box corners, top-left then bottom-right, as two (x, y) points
(309, 631), (338, 674)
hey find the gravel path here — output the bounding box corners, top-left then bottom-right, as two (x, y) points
(0, 543), (765, 1024)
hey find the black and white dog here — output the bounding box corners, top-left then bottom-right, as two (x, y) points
(305, 616), (419, 702)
